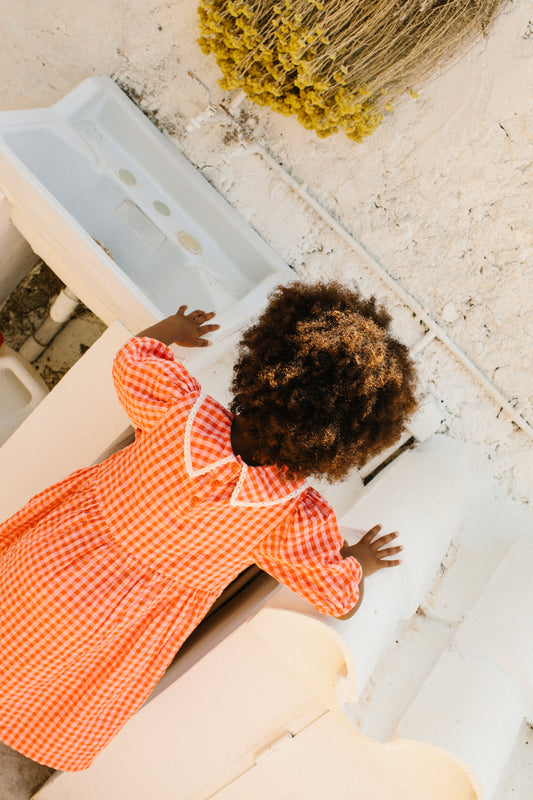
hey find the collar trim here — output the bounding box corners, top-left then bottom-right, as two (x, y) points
(184, 393), (306, 507)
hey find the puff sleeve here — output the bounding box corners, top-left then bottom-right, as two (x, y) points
(253, 487), (362, 617)
(112, 337), (200, 432)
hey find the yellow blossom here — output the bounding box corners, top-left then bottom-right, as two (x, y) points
(197, 0), (385, 142)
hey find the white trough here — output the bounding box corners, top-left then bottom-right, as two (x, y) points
(0, 77), (294, 336)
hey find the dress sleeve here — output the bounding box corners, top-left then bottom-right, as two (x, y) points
(112, 336), (201, 432)
(253, 487), (362, 617)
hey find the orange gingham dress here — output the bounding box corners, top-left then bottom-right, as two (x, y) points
(0, 337), (361, 771)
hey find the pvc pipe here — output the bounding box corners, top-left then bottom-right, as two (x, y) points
(49, 286), (79, 321)
(19, 286), (79, 361)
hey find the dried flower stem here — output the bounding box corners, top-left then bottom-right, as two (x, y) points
(198, 0), (507, 140)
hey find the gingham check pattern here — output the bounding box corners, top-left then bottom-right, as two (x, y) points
(0, 337), (361, 771)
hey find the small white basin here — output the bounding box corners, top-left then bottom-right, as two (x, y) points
(0, 78), (294, 334)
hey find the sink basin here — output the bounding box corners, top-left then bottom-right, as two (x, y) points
(0, 77), (293, 334)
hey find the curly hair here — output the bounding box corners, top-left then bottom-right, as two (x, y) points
(230, 281), (417, 481)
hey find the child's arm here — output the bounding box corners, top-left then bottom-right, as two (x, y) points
(112, 307), (218, 433)
(137, 306), (219, 347)
(338, 525), (402, 619)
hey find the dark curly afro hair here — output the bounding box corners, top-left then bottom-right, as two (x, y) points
(230, 281), (417, 481)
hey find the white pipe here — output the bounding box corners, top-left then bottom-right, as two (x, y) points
(19, 287), (79, 362)
(411, 330), (437, 354)
(49, 286), (79, 321)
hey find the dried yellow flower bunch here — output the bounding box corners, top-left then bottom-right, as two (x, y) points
(198, 0), (506, 141)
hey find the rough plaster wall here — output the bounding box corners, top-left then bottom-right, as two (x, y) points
(0, 0), (531, 502)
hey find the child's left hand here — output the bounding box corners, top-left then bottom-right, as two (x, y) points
(341, 524), (402, 577)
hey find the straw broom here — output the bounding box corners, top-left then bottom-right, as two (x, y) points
(198, 0), (507, 141)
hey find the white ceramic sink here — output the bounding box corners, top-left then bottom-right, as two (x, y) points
(0, 77), (294, 333)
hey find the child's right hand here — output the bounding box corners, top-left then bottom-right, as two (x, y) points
(172, 306), (219, 347)
(136, 306), (220, 347)
(341, 524), (402, 577)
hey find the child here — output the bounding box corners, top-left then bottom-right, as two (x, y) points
(0, 281), (416, 771)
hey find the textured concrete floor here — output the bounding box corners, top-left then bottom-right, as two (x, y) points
(0, 742), (54, 800)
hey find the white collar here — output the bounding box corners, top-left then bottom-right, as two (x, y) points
(184, 393), (306, 508)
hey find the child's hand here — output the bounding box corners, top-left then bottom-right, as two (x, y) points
(173, 306), (219, 347)
(136, 306), (220, 347)
(341, 524), (402, 577)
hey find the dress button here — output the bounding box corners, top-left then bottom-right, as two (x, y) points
(189, 495), (200, 506)
(211, 478), (222, 489)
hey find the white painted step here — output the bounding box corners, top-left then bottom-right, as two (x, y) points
(397, 650), (524, 800)
(454, 540), (533, 718)
(498, 720), (533, 799)
(353, 487), (533, 799)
